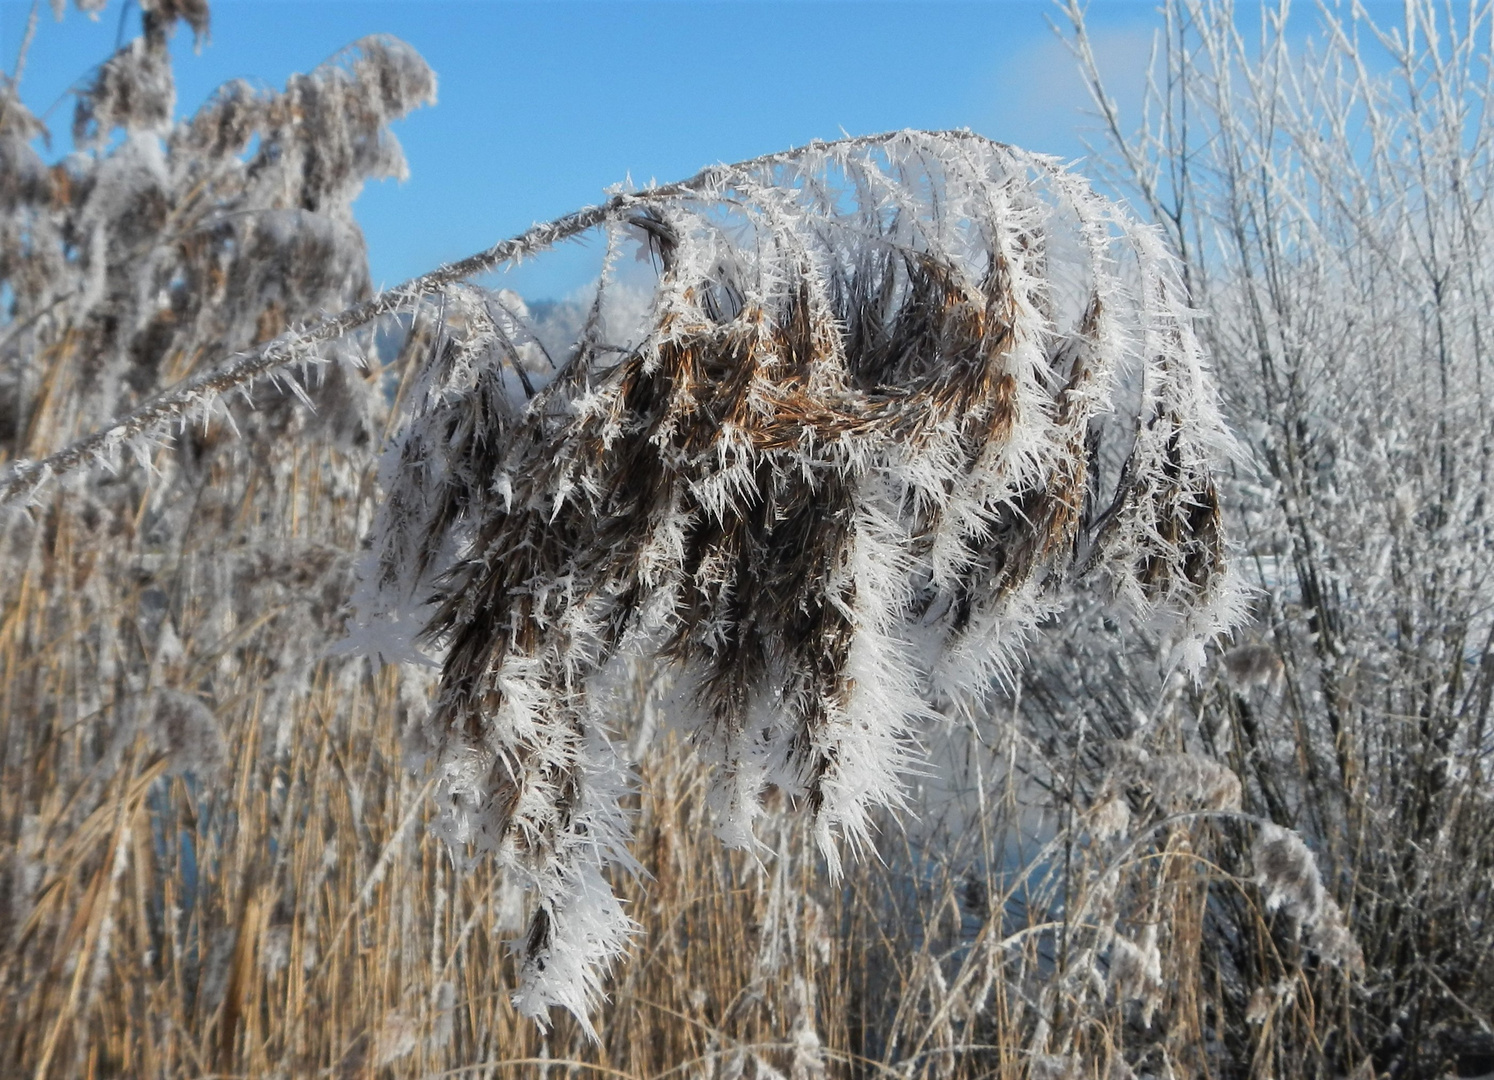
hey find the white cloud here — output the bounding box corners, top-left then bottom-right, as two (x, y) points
(977, 17), (1158, 164)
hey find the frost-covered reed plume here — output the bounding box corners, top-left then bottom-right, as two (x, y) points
(340, 132), (1243, 1023)
(0, 3), (433, 468)
(0, 1), (434, 502)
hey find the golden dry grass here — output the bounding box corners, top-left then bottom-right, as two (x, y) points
(0, 491), (1269, 1080)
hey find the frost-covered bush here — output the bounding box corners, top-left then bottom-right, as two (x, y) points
(1059, 0), (1494, 1074)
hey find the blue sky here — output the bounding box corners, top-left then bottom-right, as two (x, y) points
(1, 1), (1166, 299)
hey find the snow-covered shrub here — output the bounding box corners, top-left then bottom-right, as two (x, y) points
(1061, 0), (1494, 1074)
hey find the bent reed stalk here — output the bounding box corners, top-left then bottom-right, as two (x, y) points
(0, 129), (1000, 507)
